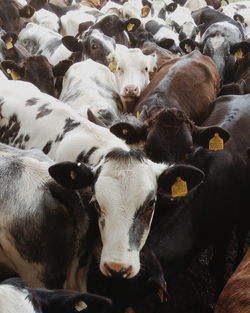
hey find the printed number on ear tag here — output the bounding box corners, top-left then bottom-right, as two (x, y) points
(171, 177), (188, 198)
(74, 301), (87, 311)
(209, 133), (224, 151)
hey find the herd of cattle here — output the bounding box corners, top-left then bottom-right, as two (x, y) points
(0, 0), (250, 312)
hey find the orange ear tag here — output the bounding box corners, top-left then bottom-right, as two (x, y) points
(209, 133), (224, 151)
(127, 23), (135, 32)
(171, 177), (188, 198)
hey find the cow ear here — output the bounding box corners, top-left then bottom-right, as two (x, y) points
(62, 36), (83, 52)
(1, 32), (18, 49)
(165, 2), (177, 12)
(87, 109), (107, 127)
(77, 21), (94, 37)
(157, 164), (204, 199)
(157, 38), (174, 50)
(234, 13), (244, 24)
(36, 290), (112, 313)
(230, 41), (250, 59)
(53, 59), (73, 77)
(141, 5), (150, 17)
(124, 18), (141, 32)
(48, 161), (94, 190)
(1, 60), (24, 80)
(19, 5), (35, 18)
(193, 126), (230, 150)
(110, 121), (147, 144)
(179, 39), (199, 54)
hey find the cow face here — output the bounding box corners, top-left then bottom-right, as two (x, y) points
(107, 46), (157, 112)
(50, 151), (204, 280)
(0, 1), (35, 33)
(62, 29), (116, 66)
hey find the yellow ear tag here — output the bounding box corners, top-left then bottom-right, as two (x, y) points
(26, 8), (31, 15)
(108, 62), (117, 73)
(141, 6), (150, 17)
(5, 37), (13, 50)
(122, 129), (128, 135)
(136, 111), (140, 119)
(171, 177), (188, 198)
(234, 48), (244, 59)
(7, 69), (21, 80)
(127, 23), (135, 32)
(158, 288), (166, 303)
(209, 133), (224, 151)
(74, 301), (88, 311)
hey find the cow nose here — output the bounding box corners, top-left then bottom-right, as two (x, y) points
(124, 85), (139, 96)
(104, 262), (133, 278)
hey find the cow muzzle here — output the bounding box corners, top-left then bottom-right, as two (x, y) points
(102, 262), (133, 278)
(123, 85), (139, 97)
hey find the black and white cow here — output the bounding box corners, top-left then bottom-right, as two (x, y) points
(0, 142), (94, 290)
(0, 79), (204, 280)
(0, 277), (112, 313)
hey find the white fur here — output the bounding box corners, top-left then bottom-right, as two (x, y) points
(32, 9), (60, 33)
(0, 285), (36, 313)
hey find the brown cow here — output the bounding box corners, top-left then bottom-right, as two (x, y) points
(0, 0), (35, 33)
(110, 49), (220, 163)
(214, 247), (250, 313)
(220, 40), (250, 95)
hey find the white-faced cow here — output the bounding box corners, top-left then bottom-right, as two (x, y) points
(0, 79), (204, 280)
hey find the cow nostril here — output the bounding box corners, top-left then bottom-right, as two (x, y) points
(104, 262), (132, 278)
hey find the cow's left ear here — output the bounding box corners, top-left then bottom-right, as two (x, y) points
(124, 18), (141, 32)
(165, 2), (177, 13)
(179, 39), (200, 54)
(1, 60), (24, 80)
(193, 126), (230, 151)
(48, 161), (94, 190)
(1, 33), (18, 49)
(230, 41), (250, 59)
(19, 5), (35, 18)
(62, 36), (83, 52)
(36, 289), (112, 313)
(157, 164), (204, 199)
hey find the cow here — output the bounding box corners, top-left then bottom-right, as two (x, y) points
(0, 0), (35, 33)
(1, 56), (72, 98)
(110, 49), (220, 163)
(214, 247), (250, 313)
(219, 40), (250, 95)
(0, 79), (204, 280)
(106, 44), (157, 113)
(0, 277), (112, 313)
(59, 58), (123, 126)
(143, 94), (250, 295)
(0, 142), (95, 290)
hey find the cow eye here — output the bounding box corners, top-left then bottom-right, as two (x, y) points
(145, 67), (148, 72)
(91, 43), (98, 49)
(148, 199), (156, 207)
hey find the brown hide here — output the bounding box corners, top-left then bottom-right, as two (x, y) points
(214, 247), (250, 313)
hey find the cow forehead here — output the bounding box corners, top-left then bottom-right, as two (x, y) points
(94, 158), (158, 211)
(117, 48), (151, 68)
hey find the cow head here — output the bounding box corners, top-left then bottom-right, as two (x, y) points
(62, 29), (116, 66)
(1, 277), (112, 313)
(107, 46), (157, 112)
(49, 153), (204, 279)
(110, 108), (230, 163)
(0, 1), (35, 33)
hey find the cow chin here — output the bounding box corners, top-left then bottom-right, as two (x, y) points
(99, 252), (140, 279)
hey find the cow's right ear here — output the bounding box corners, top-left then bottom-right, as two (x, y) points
(110, 120), (147, 144)
(1, 60), (24, 80)
(19, 5), (35, 18)
(53, 59), (73, 77)
(62, 36), (83, 52)
(48, 161), (94, 190)
(1, 32), (18, 49)
(179, 39), (200, 54)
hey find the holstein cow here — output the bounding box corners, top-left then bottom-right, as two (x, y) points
(219, 40), (250, 95)
(59, 58), (123, 126)
(107, 44), (157, 113)
(0, 0), (35, 33)
(214, 247), (250, 313)
(181, 7), (246, 83)
(144, 94), (250, 294)
(110, 50), (220, 163)
(0, 143), (93, 290)
(0, 277), (112, 313)
(0, 79), (204, 281)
